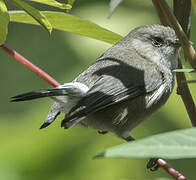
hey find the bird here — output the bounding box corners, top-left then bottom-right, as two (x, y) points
(11, 24), (181, 142)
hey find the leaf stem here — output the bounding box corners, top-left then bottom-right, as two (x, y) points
(0, 43), (60, 87)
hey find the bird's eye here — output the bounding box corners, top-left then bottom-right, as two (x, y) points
(152, 36), (164, 47)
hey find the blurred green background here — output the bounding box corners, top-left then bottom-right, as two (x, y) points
(1, 0), (196, 179)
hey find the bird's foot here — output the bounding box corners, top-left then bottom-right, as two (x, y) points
(98, 130), (108, 135)
(146, 158), (160, 171)
(124, 135), (135, 141)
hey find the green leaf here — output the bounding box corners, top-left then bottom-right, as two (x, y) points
(173, 69), (196, 73)
(108, 0), (123, 18)
(191, 0), (196, 13)
(12, 0), (52, 34)
(9, 11), (122, 44)
(67, 0), (75, 6)
(0, 0), (9, 45)
(183, 80), (196, 84)
(95, 127), (196, 159)
(30, 0), (72, 10)
(155, 178), (173, 180)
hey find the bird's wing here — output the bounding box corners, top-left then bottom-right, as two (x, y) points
(62, 69), (163, 128)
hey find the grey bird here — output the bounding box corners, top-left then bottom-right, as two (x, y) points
(11, 24), (181, 142)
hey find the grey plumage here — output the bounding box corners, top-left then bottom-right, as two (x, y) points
(12, 24), (181, 140)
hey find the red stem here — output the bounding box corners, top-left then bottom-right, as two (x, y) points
(0, 44), (60, 87)
(157, 159), (188, 180)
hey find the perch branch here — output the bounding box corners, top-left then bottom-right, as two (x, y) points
(157, 159), (188, 180)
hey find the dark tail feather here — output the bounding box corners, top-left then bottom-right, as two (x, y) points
(40, 111), (60, 129)
(40, 122), (51, 129)
(39, 103), (61, 129)
(11, 89), (68, 102)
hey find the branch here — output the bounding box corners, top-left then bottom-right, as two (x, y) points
(151, 0), (195, 178)
(173, 0), (196, 126)
(0, 44), (60, 87)
(176, 59), (196, 126)
(157, 159), (188, 180)
(173, 0), (192, 39)
(152, 0), (196, 125)
(157, 0), (196, 70)
(152, 0), (170, 26)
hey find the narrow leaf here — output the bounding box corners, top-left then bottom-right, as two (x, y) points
(68, 0), (75, 6)
(9, 11), (122, 44)
(0, 0), (9, 45)
(108, 0), (123, 18)
(30, 0), (72, 10)
(12, 0), (52, 34)
(183, 80), (196, 84)
(173, 69), (196, 73)
(95, 127), (196, 159)
(191, 0), (196, 14)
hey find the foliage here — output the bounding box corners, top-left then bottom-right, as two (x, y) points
(30, 0), (72, 10)
(9, 10), (122, 44)
(192, 0), (196, 13)
(0, 0), (9, 44)
(1, 0), (196, 179)
(108, 0), (123, 18)
(95, 127), (196, 159)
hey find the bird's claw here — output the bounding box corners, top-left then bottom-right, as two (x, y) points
(147, 158), (160, 171)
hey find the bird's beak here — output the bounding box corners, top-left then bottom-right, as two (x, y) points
(173, 39), (193, 48)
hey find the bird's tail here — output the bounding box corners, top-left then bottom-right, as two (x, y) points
(11, 82), (89, 129)
(11, 82), (89, 102)
(10, 88), (69, 102)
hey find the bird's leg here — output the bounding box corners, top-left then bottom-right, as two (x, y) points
(123, 135), (135, 141)
(124, 136), (160, 171)
(98, 130), (108, 135)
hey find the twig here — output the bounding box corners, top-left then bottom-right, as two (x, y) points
(173, 0), (196, 126)
(157, 159), (188, 180)
(173, 0), (192, 39)
(152, 0), (196, 125)
(157, 0), (196, 70)
(152, 0), (170, 26)
(151, 0), (194, 179)
(176, 59), (196, 126)
(0, 43), (60, 87)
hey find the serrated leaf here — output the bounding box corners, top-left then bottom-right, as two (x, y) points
(12, 0), (52, 34)
(30, 0), (72, 10)
(95, 127), (196, 159)
(9, 11), (122, 44)
(108, 0), (123, 18)
(0, 0), (9, 45)
(173, 69), (196, 73)
(191, 0), (196, 14)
